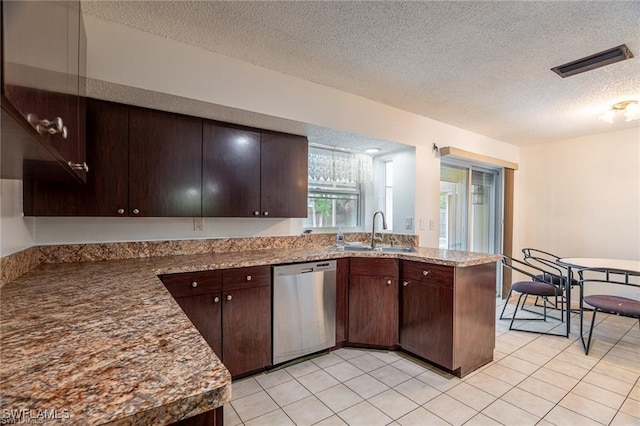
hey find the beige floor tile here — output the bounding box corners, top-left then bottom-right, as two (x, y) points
(254, 368), (294, 389)
(423, 394), (478, 426)
(265, 379), (311, 407)
(494, 339), (521, 354)
(344, 373), (389, 399)
(338, 400), (393, 426)
(500, 387), (554, 418)
(231, 390), (279, 422)
(334, 347), (367, 361)
(582, 370), (635, 395)
(369, 350), (402, 364)
(324, 360), (365, 382)
(391, 357), (430, 377)
(296, 369), (340, 394)
(610, 411), (640, 426)
(530, 366), (579, 391)
(591, 360), (640, 384)
(555, 350), (599, 370)
(464, 372), (513, 398)
(559, 392), (617, 424)
(534, 420), (555, 426)
(498, 355), (540, 375)
(396, 407), (450, 426)
(314, 415), (348, 426)
(368, 389), (419, 420)
(370, 364), (412, 387)
(282, 395), (332, 426)
(629, 386), (640, 401)
(481, 399), (539, 426)
(543, 405), (602, 426)
(516, 377), (568, 403)
(393, 378), (442, 405)
(316, 383), (363, 413)
(244, 408), (294, 426)
(518, 340), (563, 358)
(347, 353), (387, 372)
(481, 363), (527, 386)
(511, 346), (554, 366)
(543, 358), (589, 380)
(620, 398), (640, 418)
(231, 377), (262, 401)
(446, 382), (496, 411)
(285, 359), (321, 378)
(312, 353), (344, 369)
(223, 405), (242, 426)
(416, 368), (461, 391)
(600, 355), (640, 375)
(463, 413), (502, 426)
(572, 381), (626, 409)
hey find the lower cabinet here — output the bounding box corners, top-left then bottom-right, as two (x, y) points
(400, 260), (496, 377)
(161, 266), (271, 379)
(348, 258), (399, 347)
(171, 406), (223, 426)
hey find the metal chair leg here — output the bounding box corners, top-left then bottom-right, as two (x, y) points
(500, 289), (513, 320)
(509, 293), (525, 330)
(585, 308), (597, 355)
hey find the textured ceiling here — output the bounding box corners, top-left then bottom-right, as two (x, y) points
(82, 1), (640, 146)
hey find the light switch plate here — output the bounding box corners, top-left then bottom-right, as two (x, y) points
(194, 217), (204, 231)
(405, 217), (413, 230)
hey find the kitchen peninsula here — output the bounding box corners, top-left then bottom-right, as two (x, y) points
(0, 237), (500, 424)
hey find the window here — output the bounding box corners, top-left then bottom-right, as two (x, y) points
(303, 147), (372, 229)
(385, 161), (393, 231)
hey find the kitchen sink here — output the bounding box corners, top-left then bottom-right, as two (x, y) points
(332, 244), (416, 253)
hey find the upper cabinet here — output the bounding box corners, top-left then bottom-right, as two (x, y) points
(1, 0), (87, 182)
(203, 122), (308, 218)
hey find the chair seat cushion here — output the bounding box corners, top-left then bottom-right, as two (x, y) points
(533, 274), (578, 287)
(584, 295), (640, 317)
(512, 281), (558, 297)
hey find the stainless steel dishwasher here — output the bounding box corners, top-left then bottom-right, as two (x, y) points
(272, 260), (337, 365)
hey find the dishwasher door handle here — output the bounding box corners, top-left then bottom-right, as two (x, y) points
(300, 268), (314, 274)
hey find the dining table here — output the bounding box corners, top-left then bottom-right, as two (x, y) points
(557, 257), (640, 347)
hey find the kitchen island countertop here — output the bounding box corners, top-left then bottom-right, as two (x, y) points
(0, 246), (500, 424)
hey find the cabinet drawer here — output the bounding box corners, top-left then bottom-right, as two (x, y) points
(350, 258), (398, 276)
(223, 265), (271, 291)
(161, 270), (222, 298)
(402, 261), (453, 287)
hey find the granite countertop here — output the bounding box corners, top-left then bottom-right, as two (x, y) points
(0, 246), (500, 425)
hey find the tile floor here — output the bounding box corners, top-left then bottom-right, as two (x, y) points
(224, 298), (640, 425)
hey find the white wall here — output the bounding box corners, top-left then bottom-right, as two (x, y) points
(0, 179), (35, 256)
(2, 15), (518, 248)
(516, 127), (640, 260)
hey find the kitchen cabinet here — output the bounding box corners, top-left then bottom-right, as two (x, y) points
(203, 122), (308, 218)
(172, 407), (223, 426)
(161, 265), (271, 379)
(1, 0), (87, 181)
(400, 260), (496, 377)
(348, 258), (399, 347)
(336, 258), (350, 344)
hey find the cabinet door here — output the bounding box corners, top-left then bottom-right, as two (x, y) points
(128, 107), (202, 217)
(222, 284), (271, 377)
(400, 280), (454, 369)
(336, 258), (350, 344)
(29, 99), (128, 216)
(202, 122), (261, 217)
(175, 294), (222, 357)
(348, 274), (398, 347)
(260, 132), (308, 218)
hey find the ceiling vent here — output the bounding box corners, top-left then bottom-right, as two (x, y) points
(551, 44), (634, 78)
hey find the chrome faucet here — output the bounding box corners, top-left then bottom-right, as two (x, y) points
(371, 210), (388, 250)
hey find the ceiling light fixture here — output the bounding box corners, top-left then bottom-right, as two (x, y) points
(599, 100), (640, 123)
(365, 148), (380, 154)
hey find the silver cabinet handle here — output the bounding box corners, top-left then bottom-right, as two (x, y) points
(191, 281), (198, 288)
(214, 297), (220, 303)
(423, 270), (430, 276)
(68, 162), (89, 172)
(403, 281), (409, 287)
(246, 275), (252, 281)
(386, 279), (392, 286)
(34, 116), (68, 139)
(132, 209), (140, 215)
(253, 211), (260, 216)
(117, 208), (125, 215)
(263, 211), (269, 216)
(226, 295), (232, 301)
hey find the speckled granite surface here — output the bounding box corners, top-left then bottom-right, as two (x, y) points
(0, 246), (41, 287)
(1, 241), (498, 425)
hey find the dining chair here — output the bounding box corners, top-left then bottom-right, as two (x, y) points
(577, 267), (640, 355)
(522, 248), (578, 322)
(500, 254), (566, 335)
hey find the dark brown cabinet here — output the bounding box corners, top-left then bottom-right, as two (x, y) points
(203, 122), (308, 218)
(2, 0), (87, 181)
(399, 260), (496, 377)
(161, 266), (272, 379)
(335, 258), (350, 344)
(348, 258), (399, 347)
(129, 107), (202, 217)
